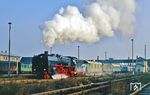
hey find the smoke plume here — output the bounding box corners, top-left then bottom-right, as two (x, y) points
(42, 0), (136, 47)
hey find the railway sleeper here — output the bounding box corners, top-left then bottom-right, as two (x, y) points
(32, 81), (110, 95)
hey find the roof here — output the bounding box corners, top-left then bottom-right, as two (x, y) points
(20, 57), (32, 64)
(87, 61), (102, 64)
(0, 61), (16, 64)
(0, 53), (20, 57)
(96, 59), (136, 64)
(136, 57), (146, 61)
(77, 60), (88, 64)
(91, 57), (148, 64)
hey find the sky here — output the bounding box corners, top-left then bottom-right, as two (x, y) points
(0, 0), (150, 60)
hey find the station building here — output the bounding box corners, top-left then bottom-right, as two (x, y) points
(98, 57), (149, 74)
(0, 52), (21, 74)
(135, 57), (149, 74)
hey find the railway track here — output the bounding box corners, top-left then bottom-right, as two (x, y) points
(139, 85), (150, 95)
(0, 78), (58, 84)
(0, 74), (141, 95)
(0, 73), (134, 84)
(0, 75), (111, 85)
(32, 81), (110, 95)
(0, 78), (56, 84)
(0, 74), (139, 85)
(0, 76), (121, 85)
(32, 76), (138, 95)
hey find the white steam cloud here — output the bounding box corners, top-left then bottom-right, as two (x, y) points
(42, 0), (136, 47)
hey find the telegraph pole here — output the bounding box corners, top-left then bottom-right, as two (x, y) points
(8, 22), (12, 77)
(105, 51), (107, 60)
(144, 44), (146, 60)
(77, 46), (80, 60)
(131, 38), (134, 74)
(131, 39), (134, 63)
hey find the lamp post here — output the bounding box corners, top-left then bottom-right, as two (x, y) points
(131, 38), (134, 74)
(8, 22), (12, 77)
(144, 44), (146, 60)
(77, 46), (80, 60)
(105, 51), (107, 60)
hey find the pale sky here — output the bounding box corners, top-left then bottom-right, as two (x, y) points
(0, 0), (150, 60)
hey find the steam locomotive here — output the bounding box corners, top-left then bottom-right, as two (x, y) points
(32, 51), (116, 79)
(32, 51), (78, 79)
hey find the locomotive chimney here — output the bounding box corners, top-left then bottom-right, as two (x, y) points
(44, 51), (48, 55)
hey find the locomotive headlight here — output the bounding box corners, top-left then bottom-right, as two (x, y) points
(33, 69), (36, 71)
(74, 72), (77, 74)
(44, 69), (46, 71)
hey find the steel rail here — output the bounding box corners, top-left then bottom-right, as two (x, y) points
(31, 81), (110, 95)
(31, 75), (140, 95)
